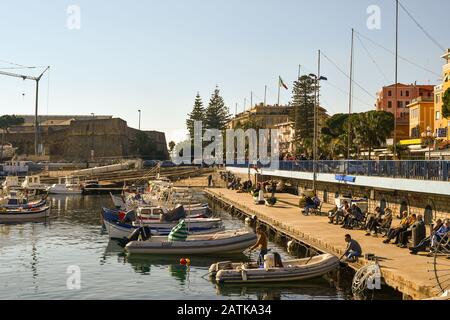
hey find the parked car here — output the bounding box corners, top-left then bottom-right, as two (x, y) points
(142, 160), (159, 168)
(159, 160), (176, 168)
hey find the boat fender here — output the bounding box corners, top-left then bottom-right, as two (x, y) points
(241, 269), (248, 281)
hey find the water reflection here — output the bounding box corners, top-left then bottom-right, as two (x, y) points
(0, 194), (366, 300)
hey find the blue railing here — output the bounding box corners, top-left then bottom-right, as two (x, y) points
(227, 160), (450, 182)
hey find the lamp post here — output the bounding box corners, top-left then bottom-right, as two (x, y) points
(90, 113), (95, 161)
(309, 72), (327, 192)
(138, 109), (141, 131)
(421, 126), (435, 160)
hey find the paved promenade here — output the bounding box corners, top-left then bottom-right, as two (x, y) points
(205, 187), (440, 300)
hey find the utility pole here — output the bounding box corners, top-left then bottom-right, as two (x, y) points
(0, 66), (50, 157)
(394, 0), (399, 158)
(347, 28), (354, 159)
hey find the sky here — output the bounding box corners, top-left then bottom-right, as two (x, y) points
(0, 0), (448, 144)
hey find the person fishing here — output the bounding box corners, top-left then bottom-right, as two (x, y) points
(248, 226), (268, 266)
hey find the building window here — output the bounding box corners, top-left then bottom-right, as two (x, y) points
(406, 101), (410, 107)
(436, 94), (441, 104)
(398, 101), (403, 108)
(400, 91), (403, 97)
(436, 111), (441, 120)
(406, 91), (409, 97)
(388, 101), (392, 108)
(388, 90), (392, 97)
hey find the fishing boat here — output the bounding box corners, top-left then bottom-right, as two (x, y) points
(0, 190), (50, 222)
(47, 177), (83, 195)
(101, 206), (223, 239)
(21, 175), (49, 193)
(125, 228), (256, 255)
(0, 205), (50, 222)
(0, 190), (47, 209)
(209, 253), (339, 284)
(110, 192), (211, 216)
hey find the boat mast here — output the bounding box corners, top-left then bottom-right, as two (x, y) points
(347, 28), (354, 160)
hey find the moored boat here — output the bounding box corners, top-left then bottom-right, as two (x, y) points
(209, 253), (339, 284)
(101, 207), (223, 239)
(125, 229), (256, 255)
(0, 205), (50, 222)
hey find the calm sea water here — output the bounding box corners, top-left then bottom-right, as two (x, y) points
(0, 194), (354, 300)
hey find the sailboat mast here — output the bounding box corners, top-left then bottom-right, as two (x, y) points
(347, 28), (354, 159)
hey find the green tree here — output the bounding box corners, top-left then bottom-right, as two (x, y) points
(0, 115), (24, 161)
(186, 92), (205, 139)
(349, 111), (394, 159)
(168, 141), (176, 153)
(289, 75), (316, 157)
(442, 88), (450, 119)
(204, 86), (230, 130)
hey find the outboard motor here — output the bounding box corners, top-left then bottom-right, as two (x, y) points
(117, 226), (152, 247)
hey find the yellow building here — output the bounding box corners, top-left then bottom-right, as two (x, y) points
(407, 97), (434, 138)
(434, 49), (450, 141)
(227, 104), (292, 130)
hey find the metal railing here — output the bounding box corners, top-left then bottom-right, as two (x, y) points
(227, 160), (450, 182)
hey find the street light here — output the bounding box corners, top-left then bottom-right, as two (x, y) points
(138, 109), (141, 131)
(90, 113), (95, 161)
(421, 126), (436, 160)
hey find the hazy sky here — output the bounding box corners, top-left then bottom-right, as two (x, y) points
(0, 0), (448, 143)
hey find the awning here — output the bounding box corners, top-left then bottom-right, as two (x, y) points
(399, 139), (422, 146)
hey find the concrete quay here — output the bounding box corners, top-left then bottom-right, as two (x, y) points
(205, 187), (441, 300)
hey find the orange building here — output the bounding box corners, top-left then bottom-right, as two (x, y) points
(376, 83), (435, 140)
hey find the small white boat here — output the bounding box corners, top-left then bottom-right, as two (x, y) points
(47, 184), (82, 195)
(0, 206), (50, 222)
(47, 176), (83, 195)
(21, 175), (49, 191)
(209, 253), (339, 283)
(125, 229), (256, 255)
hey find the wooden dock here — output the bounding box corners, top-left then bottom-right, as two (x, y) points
(205, 187), (441, 300)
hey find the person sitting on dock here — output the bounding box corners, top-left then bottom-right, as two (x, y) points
(340, 234), (362, 263)
(302, 195), (316, 216)
(430, 219), (450, 252)
(365, 207), (382, 232)
(383, 212), (414, 244)
(328, 201), (348, 224)
(367, 208), (392, 236)
(342, 204), (364, 229)
(248, 226), (269, 266)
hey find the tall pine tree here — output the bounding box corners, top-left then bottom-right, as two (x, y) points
(289, 75), (316, 155)
(186, 92), (205, 139)
(204, 86), (230, 130)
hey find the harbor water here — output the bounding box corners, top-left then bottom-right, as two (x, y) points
(0, 194), (386, 300)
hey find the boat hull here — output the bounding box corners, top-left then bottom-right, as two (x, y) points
(211, 254), (340, 283)
(103, 218), (225, 239)
(0, 206), (50, 222)
(125, 230), (256, 255)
